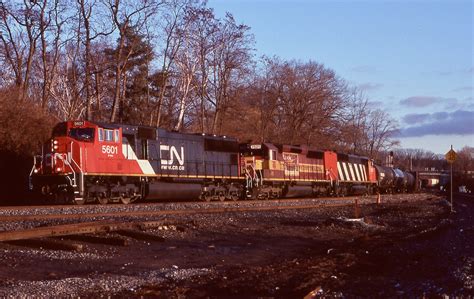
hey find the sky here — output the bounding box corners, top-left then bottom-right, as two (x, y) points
(208, 0), (473, 154)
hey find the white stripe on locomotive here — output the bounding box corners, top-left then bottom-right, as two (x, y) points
(355, 164), (361, 181)
(360, 164), (367, 181)
(122, 144), (156, 175)
(348, 163), (355, 181)
(337, 162), (344, 181)
(342, 162), (350, 181)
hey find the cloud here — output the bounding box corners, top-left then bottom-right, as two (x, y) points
(400, 96), (457, 108)
(465, 98), (474, 109)
(400, 96), (441, 107)
(398, 110), (474, 137)
(351, 65), (376, 73)
(403, 113), (430, 125)
(432, 112), (448, 120)
(358, 82), (383, 91)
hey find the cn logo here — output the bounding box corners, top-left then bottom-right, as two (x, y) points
(160, 145), (185, 170)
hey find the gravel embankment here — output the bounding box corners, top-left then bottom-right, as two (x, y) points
(1, 193), (465, 298)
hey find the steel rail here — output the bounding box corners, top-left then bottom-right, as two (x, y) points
(0, 195), (369, 211)
(0, 193), (438, 222)
(0, 201), (354, 222)
(0, 220), (169, 242)
(0, 194), (442, 242)
(0, 202), (356, 241)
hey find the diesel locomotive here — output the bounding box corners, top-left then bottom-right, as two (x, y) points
(29, 120), (415, 204)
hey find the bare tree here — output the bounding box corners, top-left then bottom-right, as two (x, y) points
(338, 87), (370, 153)
(106, 0), (160, 123)
(173, 36), (198, 131)
(48, 41), (86, 120)
(151, 0), (196, 127)
(247, 58), (346, 146)
(38, 0), (70, 109)
(207, 13), (253, 134)
(76, 0), (115, 120)
(365, 109), (399, 160)
(454, 146), (474, 172)
(0, 1), (43, 100)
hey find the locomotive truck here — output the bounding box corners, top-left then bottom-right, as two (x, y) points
(29, 120), (415, 204)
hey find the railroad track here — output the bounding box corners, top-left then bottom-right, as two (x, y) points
(0, 198), (367, 242)
(0, 195), (377, 222)
(0, 199), (359, 222)
(0, 193), (440, 242)
(0, 195), (362, 210)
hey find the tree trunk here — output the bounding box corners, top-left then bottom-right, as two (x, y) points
(94, 71), (102, 121)
(110, 28), (126, 123)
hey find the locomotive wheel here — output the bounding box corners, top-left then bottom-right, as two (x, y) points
(73, 197), (86, 205)
(230, 192), (239, 201)
(120, 196), (131, 204)
(97, 194), (108, 205)
(218, 192), (226, 202)
(200, 192), (212, 202)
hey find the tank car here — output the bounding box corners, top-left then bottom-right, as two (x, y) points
(404, 171), (416, 192)
(374, 165), (395, 193)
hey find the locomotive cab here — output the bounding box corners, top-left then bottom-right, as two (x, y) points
(30, 121), (98, 204)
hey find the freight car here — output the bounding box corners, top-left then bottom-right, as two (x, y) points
(375, 166), (415, 193)
(29, 120), (416, 204)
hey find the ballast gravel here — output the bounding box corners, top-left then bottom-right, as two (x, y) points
(0, 193), (471, 297)
(1, 268), (214, 298)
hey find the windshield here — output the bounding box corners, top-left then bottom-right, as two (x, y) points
(69, 128), (95, 142)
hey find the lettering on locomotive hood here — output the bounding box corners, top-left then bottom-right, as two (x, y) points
(160, 145), (185, 170)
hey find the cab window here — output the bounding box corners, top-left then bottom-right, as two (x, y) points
(105, 129), (114, 142)
(114, 130), (120, 142)
(98, 128), (104, 141)
(69, 128), (95, 142)
(269, 150), (277, 160)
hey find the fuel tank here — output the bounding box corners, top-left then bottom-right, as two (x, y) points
(350, 185), (368, 195)
(284, 185), (313, 198)
(147, 181), (202, 200)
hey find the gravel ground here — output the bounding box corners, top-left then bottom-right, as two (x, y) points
(0, 193), (471, 298)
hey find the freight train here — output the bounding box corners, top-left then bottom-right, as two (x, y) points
(29, 120), (415, 204)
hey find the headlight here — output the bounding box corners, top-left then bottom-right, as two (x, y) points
(53, 140), (58, 145)
(56, 167), (62, 172)
(53, 145), (58, 150)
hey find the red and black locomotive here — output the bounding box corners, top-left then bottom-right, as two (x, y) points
(30, 120), (415, 204)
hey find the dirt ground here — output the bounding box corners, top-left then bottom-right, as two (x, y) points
(0, 193), (472, 298)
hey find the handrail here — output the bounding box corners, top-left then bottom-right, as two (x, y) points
(68, 141), (83, 173)
(29, 156), (37, 177)
(54, 141), (84, 193)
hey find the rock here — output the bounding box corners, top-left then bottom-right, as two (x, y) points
(304, 286), (323, 299)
